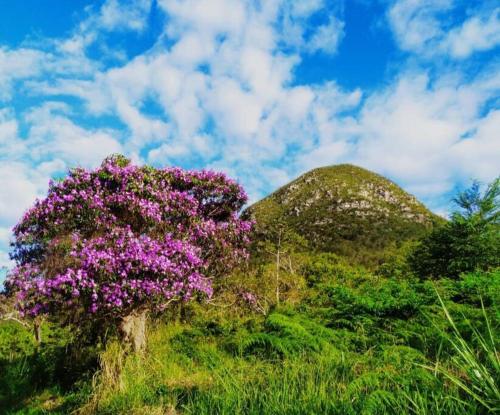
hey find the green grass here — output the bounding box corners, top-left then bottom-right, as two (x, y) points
(422, 295), (499, 413)
(1, 267), (498, 414)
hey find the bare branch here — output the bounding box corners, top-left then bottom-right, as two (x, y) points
(0, 312), (30, 328)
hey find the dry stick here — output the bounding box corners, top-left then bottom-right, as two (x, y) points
(263, 229), (293, 307)
(33, 317), (42, 347)
(0, 312), (42, 346)
(276, 229), (281, 306)
(288, 255), (294, 274)
(207, 299), (238, 308)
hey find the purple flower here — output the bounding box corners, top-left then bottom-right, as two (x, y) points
(6, 155), (252, 318)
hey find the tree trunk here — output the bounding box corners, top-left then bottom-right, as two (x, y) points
(119, 308), (148, 352)
(33, 318), (42, 347)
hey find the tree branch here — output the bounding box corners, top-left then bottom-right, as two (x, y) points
(0, 312), (30, 328)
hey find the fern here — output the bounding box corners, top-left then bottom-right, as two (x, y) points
(234, 313), (338, 358)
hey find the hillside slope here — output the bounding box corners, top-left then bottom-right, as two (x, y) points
(244, 164), (443, 266)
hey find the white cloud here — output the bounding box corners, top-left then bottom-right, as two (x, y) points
(0, 110), (25, 158)
(353, 77), (465, 182)
(0, 47), (46, 100)
(159, 0), (246, 38)
(308, 16), (345, 54)
(0, 38), (100, 103)
(59, 0), (153, 54)
(388, 1), (500, 58)
(282, 86), (315, 121)
(25, 104), (124, 167)
(288, 0), (325, 18)
(339, 70), (498, 203)
(451, 109), (500, 181)
(169, 31), (216, 66)
(28, 1), (302, 156)
(279, 1), (345, 55)
(388, 0), (450, 52)
(0, 250), (11, 271)
(0, 227), (11, 248)
(148, 133), (217, 165)
(0, 0), (499, 268)
(99, 0), (152, 32)
(205, 78), (263, 139)
(445, 9), (500, 58)
(0, 161), (44, 224)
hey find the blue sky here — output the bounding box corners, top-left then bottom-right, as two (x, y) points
(0, 0), (499, 274)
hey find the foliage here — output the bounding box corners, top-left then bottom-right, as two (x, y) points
(228, 311), (338, 358)
(376, 241), (418, 279)
(5, 155), (252, 324)
(410, 178), (500, 279)
(424, 294), (499, 413)
(1, 164), (499, 414)
(2, 266), (498, 414)
(301, 252), (368, 287)
(245, 164), (442, 268)
(0, 320), (94, 414)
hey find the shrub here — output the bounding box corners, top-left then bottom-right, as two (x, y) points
(410, 178), (499, 279)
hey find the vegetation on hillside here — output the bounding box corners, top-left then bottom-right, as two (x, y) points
(0, 164), (498, 414)
(1, 265), (498, 414)
(410, 178), (500, 278)
(244, 164), (444, 268)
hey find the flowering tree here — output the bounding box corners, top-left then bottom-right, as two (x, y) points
(5, 155), (252, 350)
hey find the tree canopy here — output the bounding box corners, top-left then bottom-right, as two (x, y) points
(410, 178), (500, 279)
(6, 155), (252, 322)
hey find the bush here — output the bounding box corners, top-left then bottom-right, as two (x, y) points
(410, 178), (499, 279)
(234, 312), (339, 358)
(301, 253), (368, 287)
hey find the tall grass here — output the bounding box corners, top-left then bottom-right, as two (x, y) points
(2, 270), (497, 414)
(420, 295), (499, 413)
(79, 313), (491, 415)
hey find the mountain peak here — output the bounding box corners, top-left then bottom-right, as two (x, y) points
(245, 164), (442, 266)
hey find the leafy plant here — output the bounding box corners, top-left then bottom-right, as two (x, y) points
(422, 294), (499, 413)
(410, 178), (500, 279)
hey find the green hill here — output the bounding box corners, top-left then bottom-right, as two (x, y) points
(244, 164), (443, 266)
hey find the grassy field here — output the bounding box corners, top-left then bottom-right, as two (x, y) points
(1, 260), (498, 414)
